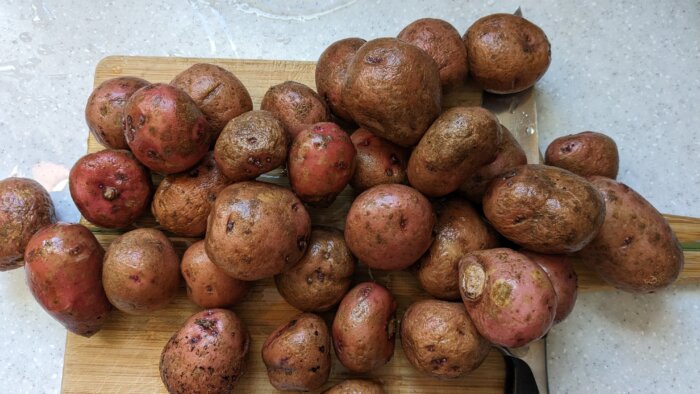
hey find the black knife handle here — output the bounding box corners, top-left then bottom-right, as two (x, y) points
(503, 354), (540, 394)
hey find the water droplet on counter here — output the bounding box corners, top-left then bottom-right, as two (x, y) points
(31, 0), (56, 27)
(19, 32), (32, 42)
(526, 126), (535, 135)
(111, 66), (122, 74)
(37, 45), (53, 55)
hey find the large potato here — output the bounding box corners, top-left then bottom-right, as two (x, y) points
(520, 251), (578, 324)
(324, 380), (385, 394)
(315, 37), (367, 122)
(545, 131), (619, 179)
(261, 81), (330, 139)
(350, 128), (408, 191)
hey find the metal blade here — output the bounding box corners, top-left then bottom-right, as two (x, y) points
(503, 339), (550, 394)
(483, 88), (541, 164)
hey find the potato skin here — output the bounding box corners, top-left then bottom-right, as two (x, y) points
(416, 197), (500, 300)
(350, 128), (408, 191)
(205, 181), (311, 281)
(160, 309), (250, 394)
(342, 38), (442, 147)
(324, 380), (385, 394)
(408, 106), (501, 196)
(70, 149), (152, 229)
(465, 13), (551, 94)
(332, 282), (397, 373)
(103, 228), (180, 314)
(124, 83), (213, 174)
(345, 184), (435, 270)
(262, 313), (331, 391)
(23, 223), (111, 337)
(578, 176), (684, 293)
(483, 164), (605, 254)
(85, 76), (149, 149)
(275, 226), (355, 312)
(545, 131), (619, 179)
(520, 251), (578, 324)
(0, 177), (56, 271)
(316, 37), (367, 122)
(458, 248), (556, 348)
(261, 81), (330, 139)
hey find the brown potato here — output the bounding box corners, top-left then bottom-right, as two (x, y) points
(275, 226), (355, 312)
(213, 110), (288, 182)
(342, 37), (442, 147)
(324, 380), (385, 394)
(262, 313), (331, 391)
(260, 81), (330, 139)
(545, 131), (619, 179)
(578, 177), (684, 292)
(483, 164), (605, 254)
(103, 228), (180, 314)
(205, 181), (311, 281)
(350, 128), (408, 191)
(520, 251), (578, 324)
(0, 177), (56, 271)
(160, 309), (250, 393)
(416, 197), (500, 300)
(464, 13), (551, 94)
(408, 106), (501, 196)
(316, 37), (367, 122)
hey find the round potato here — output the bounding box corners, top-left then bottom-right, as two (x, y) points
(261, 81), (330, 139)
(350, 128), (408, 191)
(520, 251), (578, 324)
(545, 131), (619, 179)
(315, 37), (367, 122)
(324, 380), (385, 394)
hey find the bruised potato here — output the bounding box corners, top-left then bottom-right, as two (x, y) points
(316, 37), (367, 122)
(520, 251), (578, 324)
(261, 81), (330, 139)
(350, 128), (408, 191)
(324, 380), (385, 394)
(545, 131), (619, 179)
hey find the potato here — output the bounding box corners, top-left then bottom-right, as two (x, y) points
(0, 177), (56, 271)
(324, 380), (385, 394)
(171, 63), (253, 137)
(464, 13), (551, 94)
(182, 240), (250, 309)
(315, 37), (367, 122)
(398, 18), (468, 88)
(342, 37), (442, 147)
(160, 309), (250, 393)
(345, 184), (435, 270)
(69, 149), (152, 229)
(578, 176), (684, 293)
(261, 81), (330, 139)
(545, 131), (619, 179)
(350, 128), (408, 191)
(401, 300), (490, 379)
(289, 122), (356, 206)
(458, 248), (556, 347)
(408, 106), (501, 196)
(23, 223), (111, 337)
(103, 228), (180, 314)
(520, 251), (578, 324)
(416, 197), (500, 300)
(332, 282), (397, 373)
(152, 152), (230, 237)
(205, 181), (311, 281)
(124, 83), (213, 174)
(483, 164), (605, 254)
(213, 110), (288, 182)
(85, 76), (149, 149)
(262, 313), (331, 391)
(275, 226), (355, 312)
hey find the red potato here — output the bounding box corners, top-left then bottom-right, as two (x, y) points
(545, 131), (620, 179)
(23, 223), (111, 337)
(261, 81), (331, 139)
(520, 251), (578, 324)
(350, 128), (408, 191)
(315, 37), (367, 122)
(324, 380), (385, 393)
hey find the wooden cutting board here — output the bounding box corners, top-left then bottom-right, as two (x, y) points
(62, 56), (700, 393)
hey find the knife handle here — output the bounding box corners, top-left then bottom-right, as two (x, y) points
(503, 354), (540, 394)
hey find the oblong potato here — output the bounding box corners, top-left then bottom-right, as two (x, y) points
(315, 37), (367, 122)
(350, 128), (408, 191)
(545, 131), (619, 179)
(261, 81), (330, 139)
(520, 251), (578, 324)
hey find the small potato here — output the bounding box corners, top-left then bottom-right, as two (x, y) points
(416, 197), (500, 300)
(275, 226), (355, 312)
(0, 177), (56, 271)
(262, 313), (331, 391)
(182, 241), (250, 309)
(578, 177), (684, 293)
(458, 248), (556, 348)
(345, 184), (435, 270)
(350, 128), (408, 191)
(213, 110), (288, 182)
(520, 251), (578, 324)
(315, 37), (367, 122)
(160, 309), (250, 393)
(24, 223), (111, 337)
(545, 131), (619, 179)
(332, 282), (397, 373)
(324, 380), (385, 394)
(408, 106), (501, 196)
(483, 164), (606, 254)
(103, 228), (180, 314)
(69, 149), (152, 229)
(401, 300), (490, 379)
(261, 81), (330, 139)
(85, 76), (150, 149)
(289, 122), (356, 206)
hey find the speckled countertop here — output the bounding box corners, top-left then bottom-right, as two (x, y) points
(1, 1), (698, 393)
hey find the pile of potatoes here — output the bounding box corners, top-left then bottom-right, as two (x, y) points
(0, 12), (685, 393)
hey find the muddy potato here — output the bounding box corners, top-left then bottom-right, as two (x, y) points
(350, 128), (408, 191)
(103, 228), (180, 314)
(261, 81), (330, 139)
(545, 131), (619, 179)
(0, 177), (56, 271)
(520, 251), (578, 324)
(324, 380), (385, 394)
(160, 309), (250, 393)
(408, 106), (501, 196)
(332, 282), (397, 373)
(483, 164), (605, 254)
(275, 226), (355, 312)
(262, 313), (331, 391)
(342, 38), (442, 147)
(315, 37), (367, 122)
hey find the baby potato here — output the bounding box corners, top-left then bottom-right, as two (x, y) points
(316, 37), (367, 122)
(520, 251), (578, 324)
(350, 128), (408, 192)
(261, 81), (330, 139)
(324, 379), (385, 394)
(545, 131), (619, 179)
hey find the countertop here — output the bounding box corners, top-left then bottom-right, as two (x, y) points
(1, 1), (699, 393)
